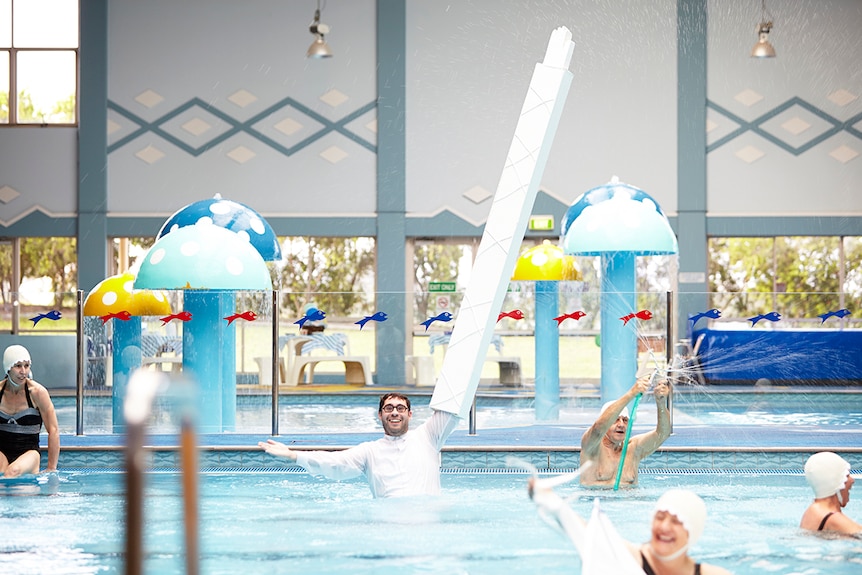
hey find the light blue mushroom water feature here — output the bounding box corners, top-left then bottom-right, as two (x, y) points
(135, 195), (280, 432)
(511, 241), (581, 420)
(563, 177), (678, 403)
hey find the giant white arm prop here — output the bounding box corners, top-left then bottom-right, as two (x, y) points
(430, 27), (575, 418)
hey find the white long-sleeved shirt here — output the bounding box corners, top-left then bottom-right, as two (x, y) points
(294, 410), (459, 498)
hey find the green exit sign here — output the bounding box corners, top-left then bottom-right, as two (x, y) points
(429, 281), (456, 292)
(529, 215), (555, 231)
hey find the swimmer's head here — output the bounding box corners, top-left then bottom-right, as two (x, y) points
(600, 400), (632, 420)
(653, 489), (706, 549)
(3, 344), (31, 374)
(805, 451), (851, 500)
(3, 344), (31, 388)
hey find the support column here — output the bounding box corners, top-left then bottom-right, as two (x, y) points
(600, 252), (636, 403)
(534, 281), (560, 420)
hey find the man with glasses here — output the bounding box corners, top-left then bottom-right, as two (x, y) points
(259, 393), (458, 498)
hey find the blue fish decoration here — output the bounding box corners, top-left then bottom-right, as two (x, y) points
(688, 308), (721, 327)
(421, 312), (453, 331)
(30, 310), (62, 326)
(748, 311), (781, 326)
(818, 308), (851, 324)
(294, 308), (326, 329)
(355, 311), (388, 330)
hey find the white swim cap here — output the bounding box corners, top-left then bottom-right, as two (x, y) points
(601, 400), (634, 418)
(654, 489), (707, 548)
(3, 344), (31, 374)
(804, 452), (850, 499)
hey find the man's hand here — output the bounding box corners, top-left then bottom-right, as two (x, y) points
(258, 439), (298, 462)
(632, 376), (651, 396)
(653, 379), (670, 400)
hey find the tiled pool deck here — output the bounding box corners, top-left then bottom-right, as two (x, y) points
(55, 384), (862, 473)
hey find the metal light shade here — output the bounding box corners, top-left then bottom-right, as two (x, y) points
(751, 23), (776, 58)
(307, 35), (333, 58)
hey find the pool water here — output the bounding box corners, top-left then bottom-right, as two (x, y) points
(52, 391), (862, 434)
(1, 471), (860, 574)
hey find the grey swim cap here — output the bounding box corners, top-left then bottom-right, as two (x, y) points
(805, 452), (850, 499)
(654, 489), (706, 548)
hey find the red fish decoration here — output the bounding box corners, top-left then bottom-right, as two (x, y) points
(497, 310), (525, 322)
(160, 311), (193, 325)
(224, 311), (257, 325)
(100, 311), (132, 324)
(620, 309), (653, 325)
(553, 310), (586, 326)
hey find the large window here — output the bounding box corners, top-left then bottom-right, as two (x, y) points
(708, 236), (862, 324)
(0, 0), (78, 125)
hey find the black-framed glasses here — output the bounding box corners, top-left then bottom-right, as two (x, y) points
(381, 404), (408, 414)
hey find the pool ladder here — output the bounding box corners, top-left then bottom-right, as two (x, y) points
(124, 369), (199, 575)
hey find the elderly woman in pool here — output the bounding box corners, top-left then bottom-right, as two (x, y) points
(529, 480), (732, 575)
(800, 451), (862, 536)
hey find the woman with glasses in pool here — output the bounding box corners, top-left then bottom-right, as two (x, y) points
(800, 451), (862, 536)
(259, 392), (458, 498)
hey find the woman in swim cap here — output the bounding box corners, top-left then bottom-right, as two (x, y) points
(529, 481), (732, 574)
(0, 344), (60, 477)
(800, 451), (862, 535)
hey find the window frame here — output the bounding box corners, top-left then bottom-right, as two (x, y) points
(0, 0), (79, 126)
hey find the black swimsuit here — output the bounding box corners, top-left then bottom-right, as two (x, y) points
(818, 511), (835, 531)
(641, 551), (702, 575)
(0, 381), (43, 463)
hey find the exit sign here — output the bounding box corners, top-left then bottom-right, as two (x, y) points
(529, 215), (555, 231)
(429, 281), (456, 292)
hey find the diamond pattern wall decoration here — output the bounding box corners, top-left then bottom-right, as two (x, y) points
(320, 89), (349, 107)
(829, 145), (859, 164)
(707, 97), (862, 155)
(319, 146), (348, 164)
(735, 145), (765, 164)
(228, 89), (259, 108)
(107, 97), (376, 157)
(182, 117), (213, 136)
(227, 146), (256, 164)
(0, 185), (21, 203)
(828, 89), (858, 107)
(734, 89), (763, 107)
(135, 89), (165, 108)
(463, 185), (493, 204)
(780, 117), (811, 136)
(135, 145), (166, 164)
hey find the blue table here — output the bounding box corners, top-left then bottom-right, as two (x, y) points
(692, 328), (862, 384)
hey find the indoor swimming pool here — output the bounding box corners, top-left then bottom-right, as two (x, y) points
(52, 389), (862, 434)
(2, 470), (860, 574)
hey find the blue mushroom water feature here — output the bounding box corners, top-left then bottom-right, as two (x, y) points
(562, 177), (678, 403)
(511, 241), (580, 420)
(134, 196), (280, 432)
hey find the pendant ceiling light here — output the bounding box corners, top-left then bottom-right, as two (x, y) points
(307, 0), (333, 59)
(751, 0), (776, 58)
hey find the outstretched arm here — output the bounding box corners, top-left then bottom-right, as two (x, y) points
(632, 380), (671, 459)
(528, 478), (588, 555)
(258, 439), (298, 461)
(581, 377), (650, 458)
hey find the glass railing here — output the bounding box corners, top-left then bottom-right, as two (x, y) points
(1, 289), (858, 436)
